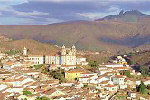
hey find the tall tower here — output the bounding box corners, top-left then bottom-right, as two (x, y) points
(71, 45), (76, 65)
(61, 45), (66, 55)
(72, 44), (76, 56)
(61, 45), (66, 65)
(23, 47), (27, 56)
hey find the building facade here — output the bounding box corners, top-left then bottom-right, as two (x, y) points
(24, 45), (79, 66)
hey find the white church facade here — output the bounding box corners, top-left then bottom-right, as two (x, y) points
(23, 45), (87, 66)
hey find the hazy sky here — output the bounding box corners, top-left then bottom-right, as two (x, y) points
(0, 0), (150, 25)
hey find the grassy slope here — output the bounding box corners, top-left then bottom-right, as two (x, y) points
(0, 21), (141, 52)
(131, 51), (150, 66)
(0, 19), (150, 52)
(0, 39), (59, 55)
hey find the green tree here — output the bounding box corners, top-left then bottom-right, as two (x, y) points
(123, 70), (131, 78)
(49, 69), (66, 83)
(89, 61), (98, 68)
(23, 91), (33, 96)
(35, 96), (50, 100)
(137, 81), (147, 94)
(140, 66), (149, 76)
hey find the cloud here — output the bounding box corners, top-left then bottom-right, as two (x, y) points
(0, 0), (28, 5)
(108, 6), (120, 12)
(14, 11), (49, 17)
(77, 6), (121, 19)
(26, 0), (150, 3)
(0, 17), (34, 25)
(77, 13), (103, 19)
(0, 0), (150, 25)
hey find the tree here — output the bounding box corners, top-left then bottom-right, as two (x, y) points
(49, 69), (66, 83)
(147, 84), (150, 89)
(89, 61), (98, 68)
(123, 70), (131, 78)
(23, 91), (33, 96)
(137, 81), (147, 94)
(35, 96), (50, 100)
(139, 66), (149, 76)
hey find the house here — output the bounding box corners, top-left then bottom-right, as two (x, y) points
(98, 69), (113, 75)
(79, 76), (90, 83)
(44, 88), (66, 98)
(3, 87), (23, 94)
(48, 64), (60, 70)
(17, 95), (35, 100)
(100, 63), (125, 68)
(97, 80), (113, 89)
(111, 75), (126, 85)
(0, 52), (6, 59)
(98, 92), (111, 100)
(60, 65), (76, 71)
(127, 91), (136, 99)
(65, 69), (87, 81)
(0, 84), (8, 91)
(103, 84), (118, 92)
(112, 75), (127, 89)
(125, 78), (136, 89)
(76, 57), (88, 65)
(45, 55), (60, 65)
(25, 55), (44, 65)
(96, 76), (109, 83)
(3, 61), (17, 70)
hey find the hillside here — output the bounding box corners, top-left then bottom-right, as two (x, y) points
(131, 51), (150, 66)
(0, 10), (150, 52)
(0, 37), (59, 55)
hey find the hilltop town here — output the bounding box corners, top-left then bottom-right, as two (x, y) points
(0, 42), (149, 100)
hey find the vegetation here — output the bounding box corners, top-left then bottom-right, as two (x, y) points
(49, 69), (66, 83)
(83, 83), (88, 88)
(5, 49), (20, 55)
(139, 66), (149, 76)
(35, 96), (50, 100)
(120, 70), (132, 78)
(86, 53), (111, 64)
(88, 61), (98, 68)
(137, 81), (147, 95)
(34, 64), (43, 70)
(23, 91), (33, 96)
(117, 96), (126, 99)
(1, 17), (150, 52)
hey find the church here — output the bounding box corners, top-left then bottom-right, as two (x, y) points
(45, 45), (76, 65)
(23, 45), (82, 66)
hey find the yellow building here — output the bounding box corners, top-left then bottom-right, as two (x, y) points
(65, 69), (87, 81)
(117, 61), (128, 65)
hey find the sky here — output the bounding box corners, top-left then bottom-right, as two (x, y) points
(0, 0), (150, 25)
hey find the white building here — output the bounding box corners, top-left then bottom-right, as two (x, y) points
(127, 92), (136, 99)
(25, 55), (44, 65)
(76, 57), (88, 65)
(45, 55), (60, 65)
(111, 75), (126, 85)
(103, 84), (118, 92)
(23, 45), (88, 66)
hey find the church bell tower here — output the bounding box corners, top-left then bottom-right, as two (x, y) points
(23, 47), (27, 56)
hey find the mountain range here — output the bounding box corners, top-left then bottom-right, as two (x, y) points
(1, 10), (150, 52)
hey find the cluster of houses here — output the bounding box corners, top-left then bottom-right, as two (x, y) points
(0, 46), (150, 100)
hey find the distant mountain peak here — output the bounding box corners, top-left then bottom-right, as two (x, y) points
(119, 10), (124, 16)
(96, 10), (147, 22)
(123, 10), (145, 16)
